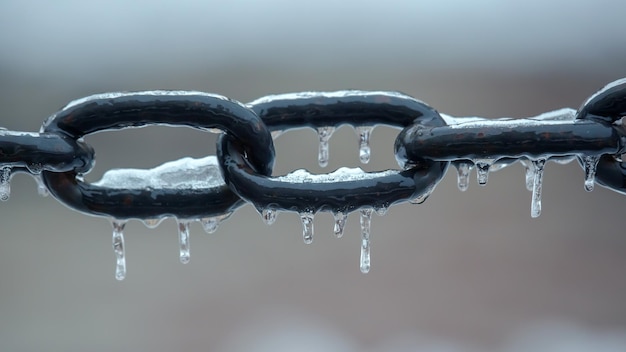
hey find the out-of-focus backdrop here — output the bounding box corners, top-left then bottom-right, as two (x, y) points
(1, 1), (626, 351)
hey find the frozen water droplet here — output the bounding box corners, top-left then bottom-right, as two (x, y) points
(26, 162), (43, 174)
(582, 155), (599, 192)
(359, 208), (372, 273)
(177, 219), (191, 264)
(455, 162), (472, 192)
(32, 175), (49, 197)
(474, 159), (494, 186)
(199, 212), (232, 234)
(355, 126), (373, 164)
(299, 211), (315, 244)
(519, 159), (535, 191)
(375, 206), (388, 216)
(317, 126), (335, 167)
(111, 220), (127, 281)
(0, 166), (12, 201)
(142, 218), (164, 229)
(261, 208), (277, 225)
(530, 158), (546, 218)
(333, 212), (347, 238)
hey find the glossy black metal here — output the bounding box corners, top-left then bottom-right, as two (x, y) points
(248, 91), (444, 131)
(0, 131), (93, 172)
(219, 92), (449, 213)
(40, 91), (274, 219)
(395, 119), (621, 163)
(577, 78), (626, 192)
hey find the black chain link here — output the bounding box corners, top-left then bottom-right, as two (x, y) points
(1, 78), (625, 279)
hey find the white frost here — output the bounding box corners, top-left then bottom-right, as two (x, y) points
(274, 168), (397, 184)
(93, 156), (225, 190)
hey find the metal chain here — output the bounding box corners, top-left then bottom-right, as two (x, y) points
(1, 78), (625, 280)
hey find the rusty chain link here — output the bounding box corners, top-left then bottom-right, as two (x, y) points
(1, 78), (625, 280)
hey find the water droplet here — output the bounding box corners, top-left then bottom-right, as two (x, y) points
(582, 155), (599, 192)
(299, 211), (315, 244)
(455, 162), (472, 192)
(359, 208), (372, 273)
(0, 166), (12, 201)
(530, 158), (546, 218)
(111, 220), (127, 281)
(317, 126), (335, 167)
(261, 208), (277, 225)
(355, 126), (373, 164)
(142, 218), (164, 229)
(519, 159), (535, 191)
(32, 174), (49, 197)
(375, 206), (388, 216)
(199, 212), (232, 234)
(333, 212), (347, 238)
(177, 219), (191, 264)
(474, 159), (495, 186)
(26, 163), (43, 174)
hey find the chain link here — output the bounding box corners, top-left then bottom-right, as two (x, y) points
(1, 78), (625, 279)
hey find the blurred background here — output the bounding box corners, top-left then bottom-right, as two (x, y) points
(1, 1), (626, 351)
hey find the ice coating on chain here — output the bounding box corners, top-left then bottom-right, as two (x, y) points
(93, 156), (225, 190)
(375, 206), (388, 216)
(261, 208), (277, 225)
(582, 155), (600, 192)
(359, 208), (372, 273)
(445, 108), (577, 129)
(111, 220), (127, 281)
(271, 130), (283, 139)
(61, 90), (235, 110)
(200, 212), (232, 234)
(177, 220), (191, 264)
(247, 90), (429, 106)
(409, 184), (435, 205)
(299, 212), (315, 244)
(0, 166), (11, 201)
(142, 218), (164, 229)
(455, 162), (472, 192)
(530, 159), (546, 218)
(317, 126), (335, 167)
(333, 212), (347, 238)
(474, 159), (495, 186)
(581, 78), (626, 108)
(274, 168), (397, 184)
(355, 126), (373, 164)
(26, 162), (43, 174)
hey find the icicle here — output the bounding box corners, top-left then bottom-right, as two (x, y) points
(474, 159), (495, 186)
(177, 219), (191, 264)
(299, 211), (315, 244)
(582, 155), (599, 192)
(359, 208), (372, 273)
(530, 158), (546, 218)
(111, 220), (127, 281)
(455, 162), (472, 192)
(261, 208), (277, 225)
(32, 175), (49, 197)
(355, 126), (373, 164)
(317, 126), (335, 167)
(142, 218), (164, 229)
(0, 166), (11, 201)
(519, 159), (535, 191)
(199, 212), (232, 234)
(333, 212), (347, 238)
